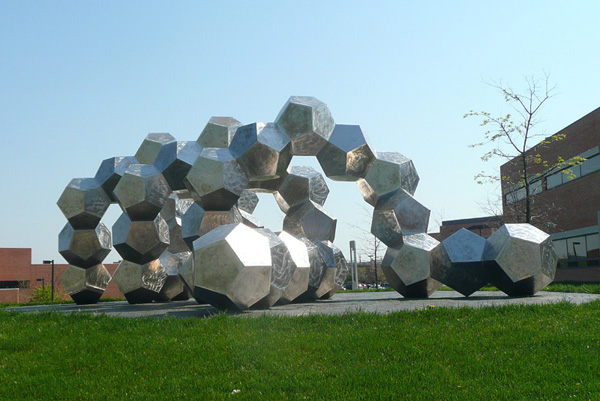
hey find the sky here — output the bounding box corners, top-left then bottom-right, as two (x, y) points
(1, 1), (600, 264)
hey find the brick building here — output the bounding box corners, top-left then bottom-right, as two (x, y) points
(432, 215), (503, 241)
(0, 248), (123, 304)
(500, 107), (600, 282)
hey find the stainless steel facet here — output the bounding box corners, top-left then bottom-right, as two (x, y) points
(179, 254), (195, 297)
(113, 164), (171, 220)
(313, 240), (338, 299)
(94, 156), (140, 203)
(112, 213), (170, 264)
(58, 222), (112, 268)
(239, 210), (264, 228)
(483, 224), (557, 296)
(112, 259), (168, 304)
(197, 117), (242, 148)
(277, 232), (311, 304)
(294, 236), (325, 301)
(381, 233), (442, 298)
(134, 133), (178, 171)
(181, 201), (206, 250)
(252, 228), (297, 308)
(316, 124), (376, 181)
(61, 264), (112, 305)
(357, 151), (420, 206)
(183, 147), (249, 211)
(230, 122), (293, 181)
(160, 195), (194, 253)
(247, 172), (288, 194)
(431, 228), (489, 296)
(274, 166), (329, 214)
(236, 189), (259, 214)
(283, 200), (337, 242)
(275, 96), (335, 156)
(157, 250), (193, 301)
(192, 223), (272, 310)
(371, 188), (430, 246)
(322, 245), (349, 298)
(162, 141), (203, 191)
(57, 178), (111, 229)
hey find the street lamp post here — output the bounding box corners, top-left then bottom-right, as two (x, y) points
(42, 259), (55, 302)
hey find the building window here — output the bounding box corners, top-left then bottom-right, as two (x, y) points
(581, 155), (600, 176)
(546, 172), (563, 189)
(0, 281), (29, 289)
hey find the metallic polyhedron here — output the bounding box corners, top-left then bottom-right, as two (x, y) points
(246, 172), (287, 194)
(236, 189), (259, 214)
(160, 195), (194, 253)
(313, 240), (339, 299)
(192, 223), (272, 311)
(381, 233), (442, 298)
(322, 245), (349, 299)
(181, 205), (242, 250)
(58, 222), (112, 268)
(276, 232), (311, 305)
(61, 264), (112, 305)
(161, 141), (203, 191)
(431, 228), (489, 297)
(274, 166), (329, 214)
(197, 117), (242, 148)
(275, 96), (335, 156)
(57, 178), (111, 229)
(316, 124), (376, 181)
(112, 164), (171, 220)
(179, 254), (196, 298)
(94, 156), (140, 203)
(229, 122), (293, 181)
(112, 259), (168, 304)
(483, 224), (557, 296)
(357, 151), (420, 206)
(183, 147), (248, 211)
(239, 210), (264, 229)
(112, 213), (170, 264)
(371, 188), (430, 247)
(134, 133), (178, 172)
(157, 250), (193, 301)
(294, 236), (325, 302)
(251, 228), (297, 309)
(282, 200), (337, 242)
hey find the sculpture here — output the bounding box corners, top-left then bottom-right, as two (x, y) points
(58, 96), (558, 309)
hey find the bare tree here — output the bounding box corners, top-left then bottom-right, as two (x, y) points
(348, 202), (386, 286)
(466, 75), (582, 225)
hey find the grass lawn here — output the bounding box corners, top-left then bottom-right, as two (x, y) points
(1, 300), (600, 400)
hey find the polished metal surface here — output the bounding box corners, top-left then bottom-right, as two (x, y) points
(61, 264), (112, 305)
(371, 188), (430, 247)
(283, 200), (337, 242)
(230, 122), (293, 181)
(192, 223), (272, 310)
(381, 233), (442, 298)
(179, 253), (196, 300)
(157, 250), (193, 301)
(58, 222), (112, 268)
(483, 223), (557, 296)
(94, 156), (140, 203)
(236, 189), (259, 214)
(112, 259), (168, 304)
(239, 209), (264, 228)
(112, 213), (170, 264)
(316, 124), (376, 181)
(275, 96), (335, 156)
(197, 117), (242, 148)
(274, 166), (329, 214)
(247, 172), (287, 194)
(134, 133), (178, 172)
(160, 195), (194, 253)
(57, 178), (111, 229)
(294, 236), (325, 301)
(180, 201), (206, 250)
(313, 240), (338, 299)
(183, 147), (249, 211)
(252, 228), (297, 308)
(162, 141), (203, 191)
(277, 232), (310, 304)
(357, 151), (420, 206)
(322, 244), (349, 298)
(112, 164), (171, 220)
(431, 228), (489, 297)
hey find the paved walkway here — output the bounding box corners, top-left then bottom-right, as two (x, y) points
(4, 290), (599, 318)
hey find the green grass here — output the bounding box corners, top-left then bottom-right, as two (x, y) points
(1, 301), (600, 400)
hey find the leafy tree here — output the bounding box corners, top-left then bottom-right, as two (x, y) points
(466, 75), (583, 225)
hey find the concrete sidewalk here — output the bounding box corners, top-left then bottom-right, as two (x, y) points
(4, 290), (599, 319)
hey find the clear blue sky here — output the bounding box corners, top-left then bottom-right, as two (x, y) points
(2, 1), (599, 263)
